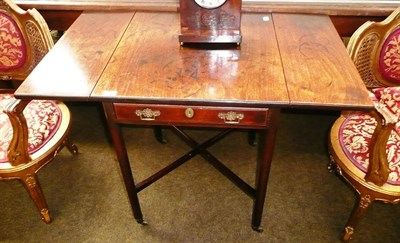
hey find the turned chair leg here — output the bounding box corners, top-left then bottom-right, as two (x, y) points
(64, 136), (79, 155)
(21, 174), (52, 223)
(327, 159), (338, 173)
(342, 194), (374, 242)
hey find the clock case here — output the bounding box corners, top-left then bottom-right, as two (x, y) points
(179, 0), (242, 44)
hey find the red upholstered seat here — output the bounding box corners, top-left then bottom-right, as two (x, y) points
(338, 111), (400, 185)
(338, 87), (400, 186)
(0, 94), (62, 164)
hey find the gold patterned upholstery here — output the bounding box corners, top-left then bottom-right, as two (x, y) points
(0, 0), (77, 223)
(328, 7), (400, 242)
(0, 11), (27, 70)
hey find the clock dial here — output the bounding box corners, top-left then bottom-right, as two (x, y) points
(194, 0), (227, 9)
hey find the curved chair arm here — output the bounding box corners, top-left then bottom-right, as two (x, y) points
(365, 100), (397, 186)
(3, 98), (32, 166)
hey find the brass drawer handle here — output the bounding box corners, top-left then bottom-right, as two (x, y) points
(135, 108), (160, 121)
(218, 111), (244, 124)
(184, 108), (194, 118)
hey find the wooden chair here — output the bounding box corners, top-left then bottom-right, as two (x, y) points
(0, 0), (78, 223)
(328, 7), (400, 242)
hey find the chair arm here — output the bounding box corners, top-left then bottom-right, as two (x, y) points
(3, 98), (32, 166)
(366, 87), (400, 186)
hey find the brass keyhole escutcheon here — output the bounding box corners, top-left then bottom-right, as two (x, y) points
(185, 108), (194, 118)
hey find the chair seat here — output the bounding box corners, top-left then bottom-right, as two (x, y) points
(334, 111), (400, 189)
(0, 94), (68, 169)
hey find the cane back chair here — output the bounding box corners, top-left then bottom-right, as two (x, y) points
(0, 0), (77, 223)
(328, 7), (400, 242)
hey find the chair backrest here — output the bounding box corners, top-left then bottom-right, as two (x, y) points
(347, 7), (400, 88)
(0, 0), (53, 82)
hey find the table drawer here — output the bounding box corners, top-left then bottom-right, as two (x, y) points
(113, 103), (270, 128)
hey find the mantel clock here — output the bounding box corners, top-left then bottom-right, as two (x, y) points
(179, 0), (242, 45)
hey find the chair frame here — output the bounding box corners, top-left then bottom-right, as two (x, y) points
(0, 0), (77, 223)
(328, 7), (400, 242)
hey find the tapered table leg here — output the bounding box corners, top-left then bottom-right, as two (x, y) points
(251, 109), (280, 231)
(102, 103), (146, 224)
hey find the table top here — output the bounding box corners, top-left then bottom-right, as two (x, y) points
(15, 11), (373, 110)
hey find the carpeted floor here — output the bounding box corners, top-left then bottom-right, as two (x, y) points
(1, 102), (399, 242)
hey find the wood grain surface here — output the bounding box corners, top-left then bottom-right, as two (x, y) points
(16, 11), (373, 111)
(273, 13), (372, 110)
(16, 11), (135, 100)
(92, 12), (288, 107)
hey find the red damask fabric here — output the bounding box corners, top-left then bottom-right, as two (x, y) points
(0, 94), (62, 163)
(0, 12), (27, 71)
(339, 112), (400, 185)
(371, 86), (400, 119)
(379, 27), (400, 83)
(339, 87), (400, 185)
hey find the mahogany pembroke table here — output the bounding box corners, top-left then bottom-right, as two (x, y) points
(15, 11), (373, 231)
